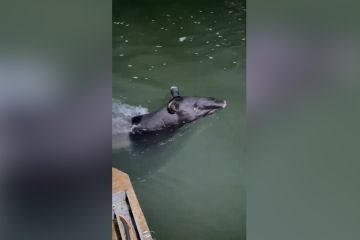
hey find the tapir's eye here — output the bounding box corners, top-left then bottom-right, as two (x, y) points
(167, 102), (177, 114)
(193, 103), (200, 112)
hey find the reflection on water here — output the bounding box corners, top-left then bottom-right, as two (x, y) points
(113, 1), (245, 239)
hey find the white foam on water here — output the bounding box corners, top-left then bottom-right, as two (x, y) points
(179, 36), (187, 42)
(112, 99), (148, 135)
(112, 99), (149, 150)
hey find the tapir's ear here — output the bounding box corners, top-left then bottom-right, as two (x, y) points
(167, 100), (178, 114)
(170, 86), (180, 97)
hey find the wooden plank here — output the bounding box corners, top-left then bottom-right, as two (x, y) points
(112, 168), (153, 240)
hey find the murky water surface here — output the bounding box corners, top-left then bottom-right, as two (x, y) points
(113, 1), (245, 239)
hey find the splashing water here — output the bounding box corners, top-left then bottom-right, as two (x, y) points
(112, 99), (148, 135)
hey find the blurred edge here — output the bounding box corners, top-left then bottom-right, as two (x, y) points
(248, 0), (360, 240)
(0, 0), (111, 239)
(3, 0), (360, 239)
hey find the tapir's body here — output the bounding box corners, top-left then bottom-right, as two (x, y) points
(130, 87), (226, 135)
(112, 86), (226, 151)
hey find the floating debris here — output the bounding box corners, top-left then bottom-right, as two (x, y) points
(155, 45), (163, 48)
(208, 56), (214, 59)
(125, 24), (130, 27)
(233, 61), (237, 64)
(132, 76), (139, 79)
(194, 52), (199, 55)
(128, 64), (132, 67)
(242, 37), (246, 41)
(119, 53), (124, 56)
(162, 63), (167, 66)
(216, 32), (220, 35)
(114, 22), (120, 25)
(216, 44), (221, 47)
(205, 41), (210, 44)
(208, 28), (213, 31)
(125, 39), (129, 43)
(179, 36), (187, 42)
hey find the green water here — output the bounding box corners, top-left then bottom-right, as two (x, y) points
(113, 1), (245, 239)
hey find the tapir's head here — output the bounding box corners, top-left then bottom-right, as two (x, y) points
(131, 86), (226, 132)
(166, 86), (226, 123)
(167, 87), (226, 123)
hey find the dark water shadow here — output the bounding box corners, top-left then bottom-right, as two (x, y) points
(112, 123), (195, 180)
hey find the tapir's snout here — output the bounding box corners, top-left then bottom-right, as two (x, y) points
(212, 99), (227, 109)
(200, 98), (227, 110)
(194, 98), (226, 116)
